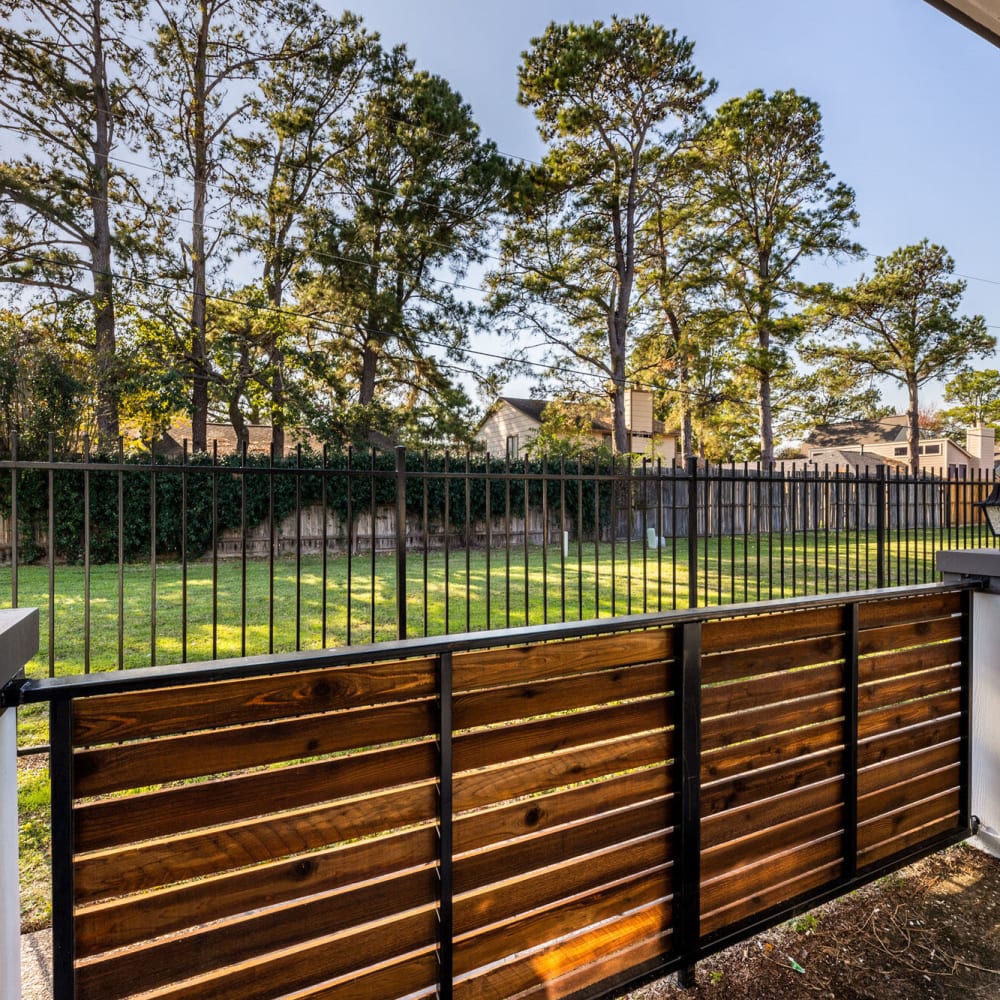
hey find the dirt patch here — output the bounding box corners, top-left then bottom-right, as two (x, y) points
(624, 844), (1000, 1000)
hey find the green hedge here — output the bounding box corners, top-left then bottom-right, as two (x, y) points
(0, 450), (643, 564)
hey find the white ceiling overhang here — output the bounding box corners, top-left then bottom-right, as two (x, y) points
(923, 0), (1000, 47)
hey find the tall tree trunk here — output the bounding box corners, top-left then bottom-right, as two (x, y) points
(664, 307), (693, 462)
(907, 377), (920, 476)
(90, 0), (118, 448)
(609, 310), (629, 454)
(189, 3), (210, 454)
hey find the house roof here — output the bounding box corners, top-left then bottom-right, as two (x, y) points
(497, 396), (672, 435)
(159, 421), (320, 456)
(805, 416), (910, 449)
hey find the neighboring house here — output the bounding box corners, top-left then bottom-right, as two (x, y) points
(476, 390), (678, 461)
(152, 421), (321, 458)
(803, 416), (996, 476)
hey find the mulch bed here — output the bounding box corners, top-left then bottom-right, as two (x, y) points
(623, 844), (1000, 1000)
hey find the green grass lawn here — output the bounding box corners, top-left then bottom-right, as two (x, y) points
(6, 525), (973, 930)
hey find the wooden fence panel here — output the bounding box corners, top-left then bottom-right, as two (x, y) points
(53, 585), (971, 1000)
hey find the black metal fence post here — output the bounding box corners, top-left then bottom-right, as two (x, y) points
(876, 465), (887, 590)
(49, 696), (76, 999)
(396, 445), (408, 641)
(687, 457), (699, 609)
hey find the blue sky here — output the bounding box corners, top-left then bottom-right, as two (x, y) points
(341, 0), (1000, 411)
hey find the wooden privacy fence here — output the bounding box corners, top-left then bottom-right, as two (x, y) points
(14, 581), (972, 1000)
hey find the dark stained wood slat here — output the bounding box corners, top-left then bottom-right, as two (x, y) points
(275, 951), (438, 1000)
(454, 903), (671, 1000)
(857, 789), (961, 853)
(454, 729), (671, 813)
(701, 633), (845, 686)
(702, 691), (843, 751)
(454, 766), (670, 855)
(452, 629), (674, 693)
(701, 804), (843, 882)
(702, 606), (844, 655)
(75, 740), (437, 853)
(859, 665), (960, 714)
(71, 658), (438, 746)
(455, 798), (671, 899)
(858, 740), (961, 798)
(701, 721), (842, 785)
(859, 639), (960, 686)
(858, 764), (960, 824)
(858, 813), (960, 868)
(858, 617), (961, 656)
(453, 834), (672, 937)
(857, 690), (961, 741)
(74, 868), (439, 995)
(454, 660), (672, 731)
(73, 699), (436, 797)
(700, 832), (843, 915)
(702, 663), (843, 719)
(74, 783), (437, 905)
(453, 868), (670, 977)
(453, 698), (671, 774)
(856, 592), (961, 631)
(74, 827), (438, 957)
(80, 907), (441, 1000)
(700, 860), (841, 937)
(701, 750), (844, 818)
(702, 777), (843, 850)
(858, 716), (961, 769)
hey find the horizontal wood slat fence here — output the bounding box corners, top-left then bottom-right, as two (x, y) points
(16, 581), (973, 1000)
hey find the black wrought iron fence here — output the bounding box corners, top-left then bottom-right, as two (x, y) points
(0, 438), (995, 683)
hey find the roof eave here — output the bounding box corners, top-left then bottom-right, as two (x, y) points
(923, 0), (1000, 48)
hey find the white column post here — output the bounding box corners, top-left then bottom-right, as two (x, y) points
(0, 607), (40, 1000)
(938, 550), (1000, 856)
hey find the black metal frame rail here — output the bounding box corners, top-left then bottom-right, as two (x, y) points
(3, 580), (976, 1000)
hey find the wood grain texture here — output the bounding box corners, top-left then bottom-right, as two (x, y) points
(702, 778), (843, 850)
(74, 740), (436, 853)
(702, 691), (843, 750)
(858, 690), (961, 741)
(453, 868), (670, 977)
(455, 799), (671, 900)
(702, 663), (843, 719)
(454, 901), (671, 1000)
(701, 634), (844, 686)
(452, 629), (674, 692)
(702, 750), (844, 817)
(454, 766), (671, 855)
(858, 740), (961, 798)
(859, 717), (961, 769)
(75, 868), (439, 996)
(74, 827), (438, 957)
(858, 617), (961, 657)
(859, 639), (960, 685)
(71, 657), (438, 745)
(74, 783), (437, 905)
(454, 833), (672, 937)
(454, 660), (672, 730)
(88, 907), (440, 1000)
(702, 607), (843, 655)
(856, 592), (960, 630)
(74, 698), (436, 797)
(701, 721), (842, 785)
